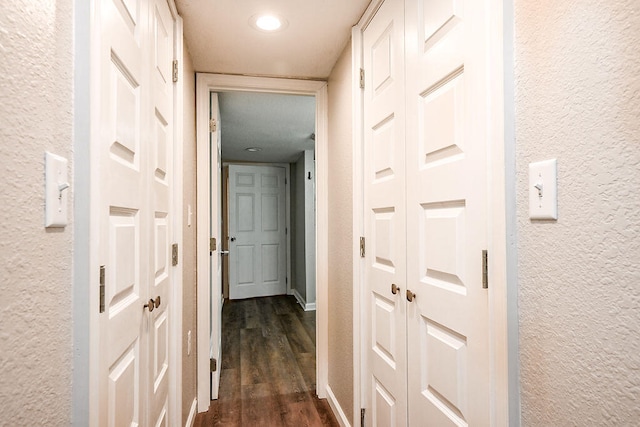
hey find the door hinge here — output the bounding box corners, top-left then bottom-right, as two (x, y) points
(482, 249), (488, 289)
(361, 408), (366, 426)
(210, 358), (217, 372)
(209, 118), (217, 132)
(99, 265), (106, 313)
(172, 59), (179, 82)
(360, 236), (365, 258)
(359, 68), (365, 89)
(172, 243), (178, 266)
(210, 237), (217, 252)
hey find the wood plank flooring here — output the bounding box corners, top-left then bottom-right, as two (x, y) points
(194, 295), (339, 427)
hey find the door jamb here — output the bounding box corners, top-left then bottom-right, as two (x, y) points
(196, 74), (329, 412)
(169, 7), (184, 427)
(351, 0), (513, 424)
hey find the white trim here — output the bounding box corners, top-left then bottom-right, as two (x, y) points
(292, 288), (317, 312)
(88, 0), (101, 424)
(326, 385), (352, 427)
(72, 0), (92, 424)
(350, 23), (366, 427)
(185, 398), (198, 427)
(170, 12), (184, 427)
(196, 73), (329, 409)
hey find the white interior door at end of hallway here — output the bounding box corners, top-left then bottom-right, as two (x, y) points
(228, 164), (287, 300)
(405, 0), (490, 424)
(209, 92), (222, 399)
(96, 0), (175, 425)
(362, 0), (408, 425)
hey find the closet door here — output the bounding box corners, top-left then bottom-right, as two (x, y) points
(405, 0), (491, 425)
(362, 0), (408, 425)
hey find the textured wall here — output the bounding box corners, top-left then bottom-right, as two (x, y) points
(514, 0), (640, 424)
(0, 1), (73, 425)
(327, 40), (354, 424)
(181, 39), (198, 426)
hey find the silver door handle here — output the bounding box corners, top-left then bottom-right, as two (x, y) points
(220, 250), (230, 256)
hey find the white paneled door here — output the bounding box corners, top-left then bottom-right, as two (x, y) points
(228, 165), (287, 300)
(363, 0), (491, 424)
(97, 0), (176, 425)
(363, 0), (408, 425)
(405, 0), (491, 424)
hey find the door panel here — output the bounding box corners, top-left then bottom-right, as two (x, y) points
(406, 0), (489, 424)
(98, 0), (175, 424)
(149, 0), (174, 424)
(99, 0), (147, 424)
(229, 165), (287, 299)
(363, 0), (407, 425)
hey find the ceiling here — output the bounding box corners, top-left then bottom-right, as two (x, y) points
(175, 0), (371, 79)
(218, 92), (316, 163)
(175, 0), (371, 163)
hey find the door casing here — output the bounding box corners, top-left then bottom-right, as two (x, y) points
(195, 73), (329, 412)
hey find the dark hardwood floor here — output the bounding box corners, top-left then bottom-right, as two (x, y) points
(194, 295), (339, 427)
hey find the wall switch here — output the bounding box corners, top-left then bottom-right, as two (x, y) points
(45, 152), (69, 227)
(529, 159), (557, 220)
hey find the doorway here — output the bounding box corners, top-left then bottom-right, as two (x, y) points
(195, 74), (330, 412)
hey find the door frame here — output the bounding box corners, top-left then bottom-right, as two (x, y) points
(351, 0), (515, 425)
(85, 0), (184, 425)
(196, 73), (329, 412)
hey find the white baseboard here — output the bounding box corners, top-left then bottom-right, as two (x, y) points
(325, 384), (351, 427)
(292, 289), (317, 311)
(185, 398), (197, 427)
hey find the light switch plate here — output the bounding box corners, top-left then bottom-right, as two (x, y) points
(529, 158), (557, 220)
(45, 152), (69, 227)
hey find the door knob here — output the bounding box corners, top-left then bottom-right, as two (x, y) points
(154, 295), (161, 308)
(406, 289), (416, 302)
(230, 237), (236, 242)
(391, 283), (400, 295)
(144, 299), (155, 312)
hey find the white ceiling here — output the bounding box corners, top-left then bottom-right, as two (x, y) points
(175, 0), (371, 79)
(218, 92), (316, 163)
(175, 0), (371, 163)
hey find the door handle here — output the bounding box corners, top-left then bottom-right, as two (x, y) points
(406, 289), (416, 302)
(391, 283), (400, 295)
(230, 237), (236, 242)
(154, 295), (161, 308)
(144, 299), (155, 312)
(220, 250), (230, 256)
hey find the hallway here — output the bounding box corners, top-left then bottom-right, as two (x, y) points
(194, 296), (338, 426)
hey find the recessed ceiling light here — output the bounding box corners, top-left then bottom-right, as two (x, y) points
(250, 14), (288, 32)
(245, 147), (262, 152)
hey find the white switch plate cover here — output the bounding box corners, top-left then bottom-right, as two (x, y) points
(45, 151), (69, 227)
(529, 158), (557, 220)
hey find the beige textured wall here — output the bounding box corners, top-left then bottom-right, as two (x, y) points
(327, 40), (354, 424)
(0, 1), (73, 424)
(181, 39), (198, 425)
(514, 0), (640, 424)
